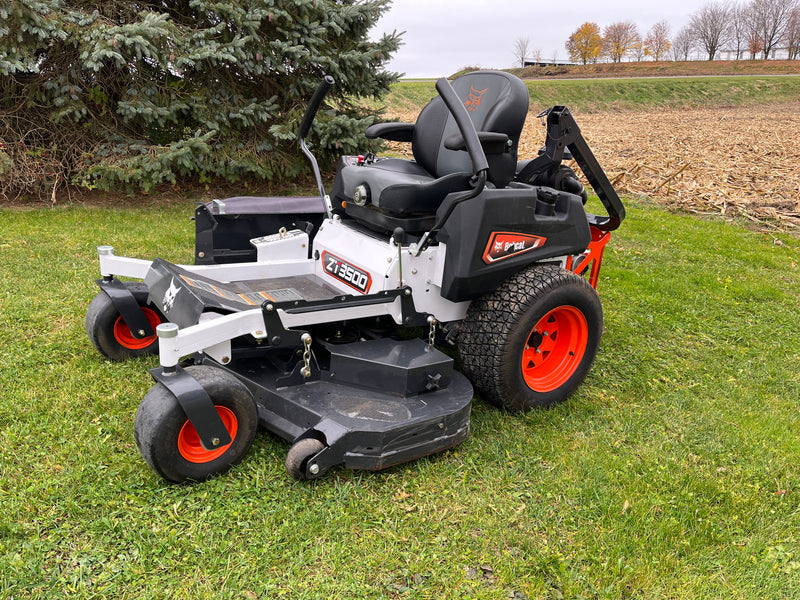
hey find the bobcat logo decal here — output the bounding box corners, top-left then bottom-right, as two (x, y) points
(163, 277), (181, 312)
(464, 86), (488, 112)
(482, 232), (546, 264)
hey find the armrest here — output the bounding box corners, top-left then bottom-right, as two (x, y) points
(444, 131), (510, 154)
(365, 122), (415, 142)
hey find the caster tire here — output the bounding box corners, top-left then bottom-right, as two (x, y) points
(285, 438), (326, 481)
(85, 282), (163, 361)
(459, 264), (603, 412)
(134, 366), (258, 483)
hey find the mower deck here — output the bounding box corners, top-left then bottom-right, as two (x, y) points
(216, 337), (472, 477)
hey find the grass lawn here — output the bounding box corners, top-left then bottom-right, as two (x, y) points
(1, 200), (799, 598)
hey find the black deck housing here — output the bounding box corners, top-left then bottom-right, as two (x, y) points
(217, 337), (472, 474)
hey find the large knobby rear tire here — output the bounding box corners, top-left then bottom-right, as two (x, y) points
(134, 366), (258, 483)
(459, 264), (603, 412)
(85, 282), (163, 361)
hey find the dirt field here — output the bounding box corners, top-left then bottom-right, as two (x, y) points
(387, 103), (800, 231)
(540, 103), (800, 230)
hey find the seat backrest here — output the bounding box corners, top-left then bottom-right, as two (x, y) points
(411, 71), (529, 185)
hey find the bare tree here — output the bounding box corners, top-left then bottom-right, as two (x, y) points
(690, 2), (732, 60)
(672, 26), (696, 60)
(513, 37), (531, 67)
(747, 0), (799, 59)
(604, 21), (641, 62)
(729, 2), (750, 59)
(632, 37), (646, 61)
(644, 20), (672, 61)
(786, 6), (800, 59)
(747, 29), (764, 58)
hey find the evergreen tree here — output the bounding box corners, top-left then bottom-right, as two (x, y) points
(0, 0), (401, 197)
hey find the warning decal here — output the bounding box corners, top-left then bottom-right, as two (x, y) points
(179, 275), (302, 306)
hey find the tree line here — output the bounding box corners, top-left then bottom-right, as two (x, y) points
(514, 0), (800, 66)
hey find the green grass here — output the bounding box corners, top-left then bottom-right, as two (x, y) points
(1, 202), (800, 598)
(383, 76), (800, 113)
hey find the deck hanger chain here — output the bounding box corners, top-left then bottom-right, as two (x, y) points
(300, 333), (312, 378)
(427, 316), (438, 349)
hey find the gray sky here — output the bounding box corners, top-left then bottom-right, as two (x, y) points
(372, 0), (703, 78)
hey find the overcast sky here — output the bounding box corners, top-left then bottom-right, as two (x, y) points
(372, 0), (703, 78)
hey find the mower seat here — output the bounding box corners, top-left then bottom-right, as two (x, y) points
(332, 70), (529, 231)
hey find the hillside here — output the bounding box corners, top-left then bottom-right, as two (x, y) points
(505, 59), (800, 80)
(388, 74), (800, 115)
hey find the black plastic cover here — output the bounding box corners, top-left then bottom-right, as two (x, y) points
(327, 337), (453, 396)
(194, 197), (325, 265)
(437, 185), (591, 302)
(298, 76), (334, 140)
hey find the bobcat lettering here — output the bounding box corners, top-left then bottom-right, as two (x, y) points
(482, 232), (547, 264)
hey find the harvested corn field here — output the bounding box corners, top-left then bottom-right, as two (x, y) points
(386, 102), (800, 231)
(561, 103), (800, 230)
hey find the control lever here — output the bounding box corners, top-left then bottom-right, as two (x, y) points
(392, 227), (405, 288)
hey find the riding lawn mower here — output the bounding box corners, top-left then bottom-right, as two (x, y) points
(85, 70), (625, 483)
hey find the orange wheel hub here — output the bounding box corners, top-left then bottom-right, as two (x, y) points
(113, 308), (161, 349)
(521, 305), (588, 392)
(177, 406), (238, 463)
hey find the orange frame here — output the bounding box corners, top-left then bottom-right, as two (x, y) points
(565, 226), (611, 289)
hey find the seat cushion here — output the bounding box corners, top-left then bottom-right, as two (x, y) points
(336, 157), (472, 215)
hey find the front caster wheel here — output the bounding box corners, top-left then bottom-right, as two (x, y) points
(85, 282), (163, 361)
(459, 264), (603, 412)
(285, 438), (326, 481)
(134, 366), (258, 483)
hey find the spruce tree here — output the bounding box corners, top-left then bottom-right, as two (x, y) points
(0, 0), (401, 197)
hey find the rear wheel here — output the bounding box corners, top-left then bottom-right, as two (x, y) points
(134, 366), (258, 483)
(459, 264), (602, 412)
(85, 282), (163, 361)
